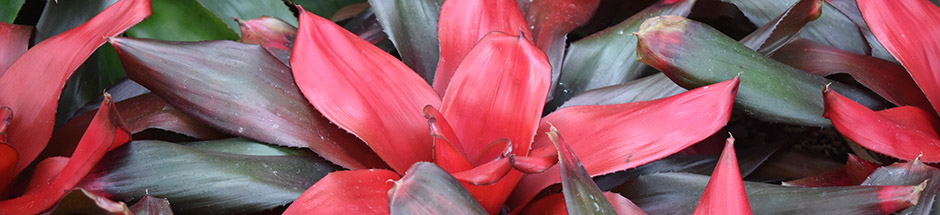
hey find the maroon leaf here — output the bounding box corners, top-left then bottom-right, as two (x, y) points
(739, 0), (823, 55)
(388, 162), (487, 214)
(50, 188), (131, 215)
(783, 154), (879, 187)
(238, 16), (296, 66)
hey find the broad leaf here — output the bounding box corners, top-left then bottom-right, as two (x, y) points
(80, 140), (338, 215)
(283, 169), (400, 214)
(111, 37), (385, 170)
(196, 0), (297, 35)
(0, 22), (29, 74)
(0, 0), (150, 175)
(858, 0), (940, 115)
(509, 77), (739, 210)
(181, 138), (313, 156)
(0, 95), (131, 214)
(555, 0), (695, 105)
(772, 39), (932, 111)
(126, 0), (238, 41)
(0, 0), (23, 23)
(693, 136), (752, 214)
(288, 0), (367, 17)
(635, 15), (883, 127)
(721, 0), (869, 55)
(619, 172), (923, 214)
(369, 0), (443, 83)
(863, 159), (940, 215)
(738, 0), (822, 55)
(520, 0), (600, 99)
(238, 16), (297, 65)
(824, 0), (895, 62)
(292, 8), (440, 173)
(547, 127), (616, 215)
(824, 88), (940, 162)
(388, 162), (487, 214)
(561, 73), (686, 108)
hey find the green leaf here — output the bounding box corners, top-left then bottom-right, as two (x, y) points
(126, 0), (238, 41)
(195, 0), (298, 35)
(546, 126), (617, 215)
(618, 172), (924, 214)
(721, 0), (869, 55)
(862, 158), (940, 215)
(288, 0), (367, 18)
(388, 162), (487, 215)
(0, 0), (24, 23)
(553, 0), (695, 106)
(110, 37), (387, 170)
(738, 0), (823, 55)
(560, 73), (686, 108)
(181, 138), (313, 157)
(368, 0), (443, 83)
(79, 140), (340, 215)
(635, 15), (885, 127)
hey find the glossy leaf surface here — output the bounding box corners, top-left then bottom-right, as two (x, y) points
(126, 0), (238, 41)
(80, 140), (338, 215)
(283, 169), (400, 214)
(636, 15), (883, 127)
(369, 0), (443, 83)
(858, 0), (940, 114)
(721, 0), (869, 54)
(0, 0), (150, 174)
(112, 37), (384, 170)
(509, 77), (739, 210)
(0, 22), (29, 75)
(292, 8), (441, 173)
(547, 127), (616, 215)
(619, 173), (922, 214)
(738, 0), (823, 55)
(196, 0), (297, 35)
(862, 159), (940, 215)
(561, 73), (686, 108)
(389, 162), (487, 215)
(693, 137), (752, 215)
(555, 0), (695, 104)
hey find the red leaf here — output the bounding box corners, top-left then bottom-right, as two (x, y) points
(512, 145), (558, 174)
(521, 192), (646, 215)
(520, 0), (600, 98)
(24, 157), (67, 195)
(0, 143), (14, 197)
(858, 0), (940, 114)
(509, 77), (739, 210)
(0, 0), (150, 175)
(433, 0), (533, 94)
(0, 22), (30, 75)
(291, 7), (441, 173)
(283, 169), (400, 214)
(824, 87), (940, 162)
(451, 156), (513, 186)
(238, 16), (296, 65)
(0, 94), (131, 214)
(693, 136), (752, 215)
(425, 105), (473, 173)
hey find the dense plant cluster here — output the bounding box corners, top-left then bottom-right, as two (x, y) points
(1, 0), (939, 214)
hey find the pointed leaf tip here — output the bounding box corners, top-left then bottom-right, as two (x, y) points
(549, 126), (617, 215)
(388, 162), (487, 215)
(694, 135), (752, 215)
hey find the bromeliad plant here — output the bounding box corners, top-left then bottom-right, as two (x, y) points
(0, 0), (939, 214)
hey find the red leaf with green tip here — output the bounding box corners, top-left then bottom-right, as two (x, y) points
(823, 88), (940, 162)
(863, 158), (940, 214)
(693, 136), (752, 215)
(520, 0), (599, 98)
(283, 169), (401, 214)
(738, 0), (823, 55)
(858, 0), (940, 114)
(0, 22), (29, 76)
(388, 162), (487, 215)
(0, 0), (150, 175)
(773, 39), (932, 112)
(547, 126), (617, 214)
(509, 77), (739, 210)
(433, 0), (532, 94)
(784, 154), (879, 187)
(238, 16), (297, 65)
(0, 95), (130, 214)
(292, 7), (440, 173)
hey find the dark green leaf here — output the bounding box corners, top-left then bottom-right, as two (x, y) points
(126, 0), (239, 41)
(739, 0), (823, 55)
(635, 15), (885, 127)
(560, 73), (686, 108)
(862, 158), (940, 215)
(747, 148), (844, 182)
(0, 0), (24, 23)
(720, 0), (869, 55)
(130, 195), (175, 215)
(110, 37), (387, 170)
(822, 0), (896, 62)
(554, 0), (695, 106)
(288, 0), (367, 18)
(79, 140), (340, 215)
(617, 172), (923, 214)
(50, 188), (131, 215)
(196, 0), (298, 35)
(368, 0), (442, 83)
(388, 162), (487, 215)
(547, 126), (616, 215)
(33, 0), (117, 42)
(181, 138), (313, 157)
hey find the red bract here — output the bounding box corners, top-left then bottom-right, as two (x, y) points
(0, 22), (30, 75)
(289, 3), (737, 213)
(858, 0), (940, 114)
(693, 136), (752, 215)
(0, 0), (150, 176)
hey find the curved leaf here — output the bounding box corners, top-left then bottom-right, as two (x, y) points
(823, 88), (940, 162)
(0, 0), (150, 175)
(509, 77), (739, 210)
(369, 0), (443, 83)
(620, 172), (923, 214)
(195, 0), (298, 35)
(520, 0), (600, 99)
(555, 0), (695, 105)
(238, 16), (297, 65)
(0, 95), (130, 214)
(635, 15), (884, 127)
(693, 136), (752, 215)
(283, 169), (400, 214)
(561, 73), (686, 108)
(547, 127), (616, 215)
(738, 0), (822, 55)
(858, 0), (940, 115)
(863, 159), (940, 215)
(80, 140), (339, 215)
(0, 22), (29, 75)
(292, 8), (441, 173)
(0, 142), (14, 197)
(823, 0), (895, 62)
(389, 162), (487, 215)
(0, 0), (23, 23)
(126, 0), (238, 41)
(721, 0), (869, 55)
(111, 37), (385, 170)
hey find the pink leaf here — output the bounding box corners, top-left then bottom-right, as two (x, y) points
(283, 169), (400, 214)
(693, 136), (752, 215)
(0, 22), (30, 75)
